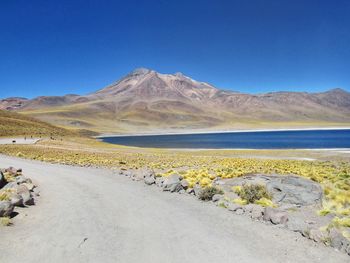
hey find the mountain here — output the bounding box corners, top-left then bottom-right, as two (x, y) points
(1, 68), (350, 134)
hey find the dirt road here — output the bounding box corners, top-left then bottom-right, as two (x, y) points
(0, 155), (348, 263)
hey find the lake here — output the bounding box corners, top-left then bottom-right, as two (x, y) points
(100, 129), (350, 149)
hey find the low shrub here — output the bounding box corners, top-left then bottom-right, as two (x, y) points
(237, 184), (272, 204)
(198, 186), (223, 201)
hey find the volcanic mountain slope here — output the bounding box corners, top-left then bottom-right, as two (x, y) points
(1, 68), (350, 134)
(0, 109), (78, 137)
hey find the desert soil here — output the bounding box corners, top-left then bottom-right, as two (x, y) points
(0, 154), (348, 263)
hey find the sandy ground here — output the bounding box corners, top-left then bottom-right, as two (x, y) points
(0, 138), (40, 145)
(0, 155), (348, 263)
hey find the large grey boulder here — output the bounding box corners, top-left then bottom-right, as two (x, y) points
(163, 174), (182, 192)
(266, 176), (323, 206)
(216, 174), (323, 206)
(0, 201), (14, 217)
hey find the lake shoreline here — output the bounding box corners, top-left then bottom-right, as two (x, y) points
(96, 126), (350, 138)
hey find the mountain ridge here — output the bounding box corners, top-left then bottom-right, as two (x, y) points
(1, 68), (350, 134)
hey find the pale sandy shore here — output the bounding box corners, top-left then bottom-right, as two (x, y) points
(96, 126), (350, 138)
(0, 138), (40, 145)
(0, 154), (349, 263)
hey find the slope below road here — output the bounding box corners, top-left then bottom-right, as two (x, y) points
(0, 155), (348, 263)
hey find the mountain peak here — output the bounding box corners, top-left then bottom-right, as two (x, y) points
(327, 88), (348, 94)
(129, 67), (152, 76)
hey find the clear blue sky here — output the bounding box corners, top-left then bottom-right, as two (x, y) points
(0, 0), (349, 98)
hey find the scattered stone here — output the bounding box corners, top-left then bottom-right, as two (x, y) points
(9, 193), (23, 207)
(227, 203), (242, 212)
(144, 176), (155, 185)
(163, 174), (182, 192)
(155, 177), (164, 187)
(329, 228), (350, 253)
(216, 199), (229, 208)
(308, 228), (326, 243)
(180, 179), (189, 190)
(250, 205), (265, 220)
(193, 184), (202, 196)
(264, 207), (288, 225)
(22, 182), (35, 191)
(186, 188), (194, 194)
(243, 204), (256, 213)
(16, 185), (34, 205)
(236, 208), (244, 215)
(286, 217), (309, 235)
(2, 182), (18, 190)
(16, 176), (32, 184)
(32, 187), (40, 197)
(212, 194), (224, 202)
(0, 201), (14, 217)
(0, 171), (7, 189)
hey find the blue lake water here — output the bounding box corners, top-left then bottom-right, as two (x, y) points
(100, 129), (350, 149)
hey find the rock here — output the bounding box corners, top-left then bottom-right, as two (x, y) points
(263, 207), (288, 225)
(179, 189), (186, 194)
(163, 174), (182, 192)
(267, 176), (323, 206)
(236, 208), (244, 215)
(16, 176), (32, 184)
(144, 176), (155, 185)
(243, 204), (256, 213)
(155, 177), (164, 187)
(250, 205), (265, 220)
(186, 188), (194, 194)
(217, 174), (323, 206)
(193, 184), (202, 196)
(16, 185), (34, 205)
(9, 193), (23, 207)
(2, 182), (18, 190)
(32, 187), (40, 197)
(286, 217), (309, 235)
(227, 203), (242, 212)
(212, 194), (224, 202)
(308, 228), (326, 243)
(22, 183), (35, 191)
(329, 228), (350, 252)
(216, 199), (229, 208)
(5, 167), (18, 176)
(224, 192), (239, 200)
(0, 201), (14, 217)
(180, 179), (189, 190)
(0, 171), (7, 189)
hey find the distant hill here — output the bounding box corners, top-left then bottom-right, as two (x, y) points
(0, 109), (78, 137)
(1, 68), (350, 134)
